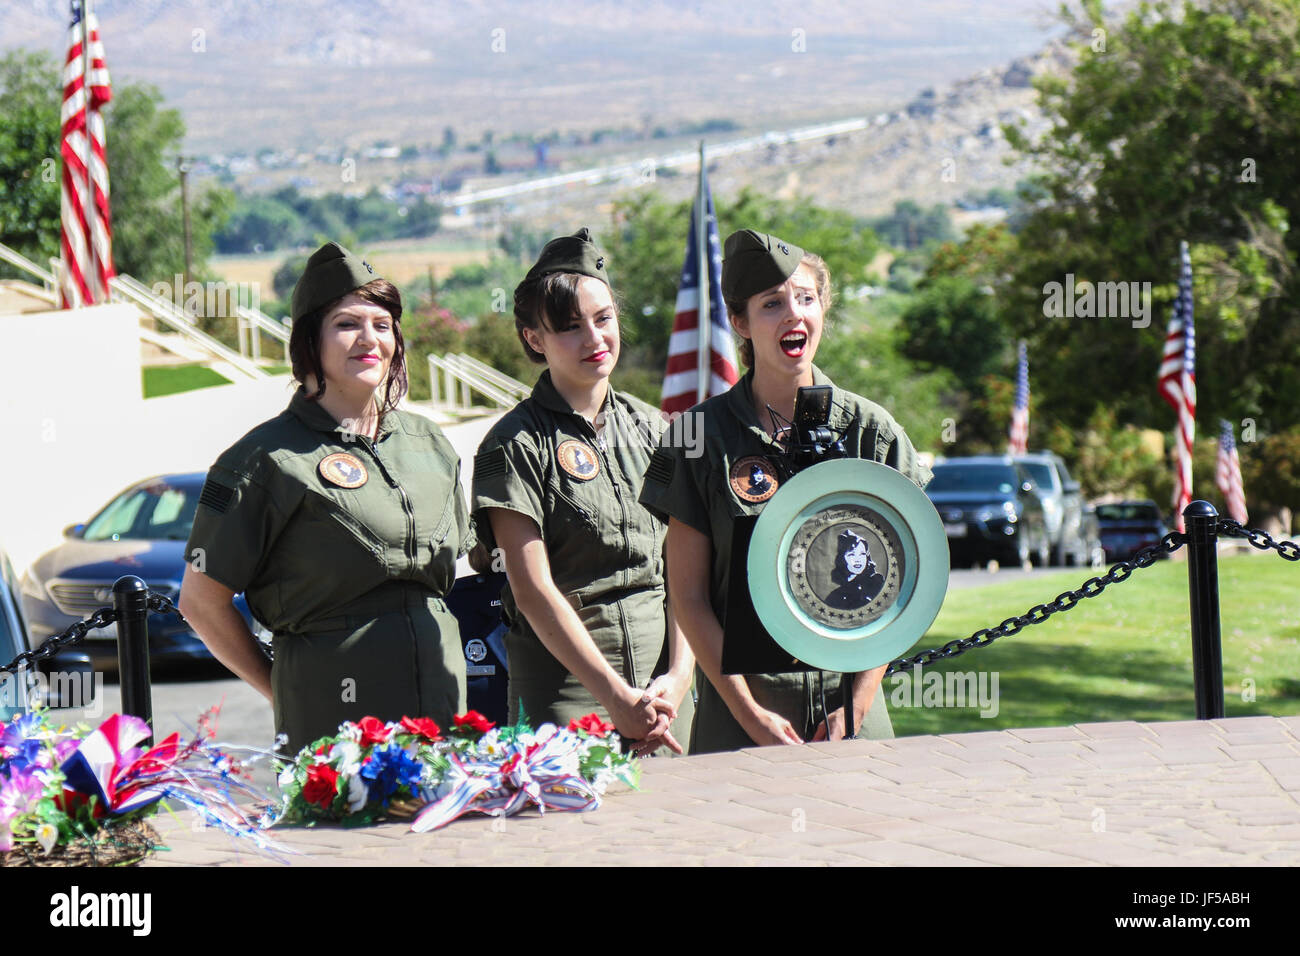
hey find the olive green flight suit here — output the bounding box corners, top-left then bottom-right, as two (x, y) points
(187, 387), (471, 754)
(471, 371), (694, 748)
(638, 365), (932, 754)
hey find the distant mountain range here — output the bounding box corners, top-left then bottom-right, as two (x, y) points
(3, 0), (1063, 154)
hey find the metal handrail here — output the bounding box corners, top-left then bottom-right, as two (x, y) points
(0, 241), (56, 288)
(235, 306), (290, 363)
(427, 354), (516, 409)
(237, 306), (291, 344)
(449, 353), (530, 400)
(109, 275), (266, 380)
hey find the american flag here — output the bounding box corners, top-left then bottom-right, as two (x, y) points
(1008, 339), (1029, 455)
(59, 0), (115, 309)
(1216, 420), (1248, 524)
(1157, 241), (1196, 532)
(661, 159), (738, 416)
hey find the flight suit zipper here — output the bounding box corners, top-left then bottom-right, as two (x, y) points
(360, 436), (417, 572)
(590, 410), (637, 687)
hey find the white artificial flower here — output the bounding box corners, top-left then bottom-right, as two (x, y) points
(35, 822), (58, 855)
(346, 774), (369, 813)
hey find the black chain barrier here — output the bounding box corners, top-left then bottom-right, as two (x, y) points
(0, 589), (182, 679)
(884, 531), (1187, 677)
(0, 606), (117, 677)
(1217, 517), (1300, 561)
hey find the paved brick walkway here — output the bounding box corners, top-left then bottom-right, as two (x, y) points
(145, 716), (1300, 866)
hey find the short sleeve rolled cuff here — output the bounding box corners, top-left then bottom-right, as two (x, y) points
(186, 451), (295, 596)
(470, 433), (547, 553)
(637, 415), (711, 536)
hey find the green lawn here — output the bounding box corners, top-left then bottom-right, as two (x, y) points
(886, 553), (1300, 736)
(143, 364), (232, 397)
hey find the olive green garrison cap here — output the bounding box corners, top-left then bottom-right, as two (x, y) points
(291, 241), (383, 322)
(721, 229), (805, 302)
(521, 227), (611, 288)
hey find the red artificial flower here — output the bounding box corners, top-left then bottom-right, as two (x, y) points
(356, 716), (391, 746)
(568, 713), (615, 737)
(452, 711), (495, 734)
(302, 763), (340, 809)
(400, 716), (442, 741)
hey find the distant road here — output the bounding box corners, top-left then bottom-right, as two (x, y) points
(443, 117), (873, 209)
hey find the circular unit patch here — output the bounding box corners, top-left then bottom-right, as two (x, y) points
(465, 639), (488, 663)
(557, 439), (600, 481)
(729, 455), (779, 503)
(319, 452), (368, 489)
(747, 458), (949, 672)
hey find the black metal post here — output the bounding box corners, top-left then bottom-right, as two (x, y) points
(841, 677), (857, 740)
(1183, 501), (1225, 720)
(113, 575), (153, 739)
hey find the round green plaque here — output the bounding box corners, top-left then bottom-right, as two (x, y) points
(746, 458), (949, 672)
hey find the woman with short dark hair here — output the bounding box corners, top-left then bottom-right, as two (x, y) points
(471, 228), (693, 755)
(180, 241), (472, 753)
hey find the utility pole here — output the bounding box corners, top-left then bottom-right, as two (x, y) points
(178, 156), (193, 294)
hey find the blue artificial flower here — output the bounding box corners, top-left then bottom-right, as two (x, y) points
(359, 745), (423, 804)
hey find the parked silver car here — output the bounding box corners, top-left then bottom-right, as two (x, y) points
(1015, 452), (1091, 565)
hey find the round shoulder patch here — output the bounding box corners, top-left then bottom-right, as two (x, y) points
(730, 455), (779, 503)
(319, 452), (368, 488)
(557, 439), (600, 481)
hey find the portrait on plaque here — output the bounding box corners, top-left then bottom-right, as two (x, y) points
(785, 504), (904, 629)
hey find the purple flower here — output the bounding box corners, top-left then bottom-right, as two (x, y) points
(0, 767), (46, 852)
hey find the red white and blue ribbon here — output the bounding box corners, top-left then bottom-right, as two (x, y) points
(410, 730), (599, 833)
(59, 714), (173, 814)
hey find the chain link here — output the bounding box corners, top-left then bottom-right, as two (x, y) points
(0, 587), (185, 678)
(884, 531), (1186, 676)
(0, 607), (116, 677)
(1217, 517), (1300, 561)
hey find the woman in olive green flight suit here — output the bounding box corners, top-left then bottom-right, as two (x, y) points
(471, 229), (694, 756)
(639, 230), (932, 754)
(180, 242), (471, 754)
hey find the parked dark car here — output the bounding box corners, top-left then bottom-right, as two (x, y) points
(926, 456), (1051, 568)
(1095, 500), (1172, 562)
(19, 474), (262, 677)
(1, 545), (32, 719)
(1015, 452), (1088, 565)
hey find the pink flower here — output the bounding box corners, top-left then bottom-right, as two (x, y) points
(0, 770), (46, 852)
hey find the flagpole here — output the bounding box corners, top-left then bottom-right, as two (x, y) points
(695, 140), (709, 405)
(81, 0), (95, 303)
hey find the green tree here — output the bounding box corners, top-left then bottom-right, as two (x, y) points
(0, 50), (232, 286)
(1003, 0), (1300, 435)
(869, 200), (957, 250)
(0, 50), (61, 275)
(897, 276), (1011, 393)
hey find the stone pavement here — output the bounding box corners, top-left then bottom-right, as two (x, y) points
(144, 716), (1300, 866)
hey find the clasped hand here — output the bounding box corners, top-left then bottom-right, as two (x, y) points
(608, 676), (683, 757)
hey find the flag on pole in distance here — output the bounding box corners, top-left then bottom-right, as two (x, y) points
(1008, 340), (1029, 455)
(1216, 420), (1248, 525)
(1158, 241), (1196, 532)
(59, 0), (116, 309)
(661, 168), (738, 416)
